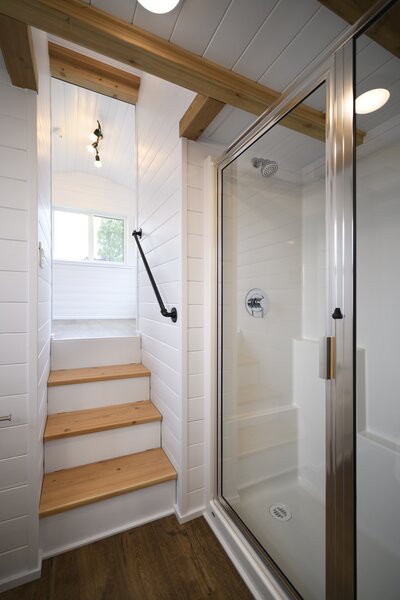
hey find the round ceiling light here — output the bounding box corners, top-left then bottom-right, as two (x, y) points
(137, 0), (180, 13)
(355, 88), (390, 115)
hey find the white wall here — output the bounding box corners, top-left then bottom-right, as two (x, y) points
(355, 124), (400, 599)
(136, 73), (226, 519)
(136, 72), (195, 516)
(185, 140), (224, 516)
(0, 29), (51, 589)
(52, 172), (136, 319)
(33, 29), (52, 560)
(235, 171), (303, 406)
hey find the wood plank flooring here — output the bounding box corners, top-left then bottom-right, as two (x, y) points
(48, 363), (150, 387)
(0, 516), (253, 600)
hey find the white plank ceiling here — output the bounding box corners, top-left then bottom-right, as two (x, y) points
(51, 78), (135, 189)
(73, 0), (400, 149)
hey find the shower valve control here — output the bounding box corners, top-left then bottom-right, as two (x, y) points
(245, 289), (269, 318)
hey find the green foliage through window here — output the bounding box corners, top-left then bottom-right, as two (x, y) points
(94, 217), (124, 263)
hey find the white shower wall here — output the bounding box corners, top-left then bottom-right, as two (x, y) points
(236, 172), (303, 407)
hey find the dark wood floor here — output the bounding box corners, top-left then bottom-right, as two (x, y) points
(1, 515), (253, 599)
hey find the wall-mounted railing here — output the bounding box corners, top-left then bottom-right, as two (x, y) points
(132, 229), (178, 323)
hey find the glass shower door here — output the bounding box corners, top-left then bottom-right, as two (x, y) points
(219, 83), (328, 599)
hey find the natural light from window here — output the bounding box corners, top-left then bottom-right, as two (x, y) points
(53, 209), (125, 264)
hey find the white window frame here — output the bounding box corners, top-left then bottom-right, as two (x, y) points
(52, 206), (128, 266)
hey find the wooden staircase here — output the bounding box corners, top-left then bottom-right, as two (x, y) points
(40, 336), (177, 557)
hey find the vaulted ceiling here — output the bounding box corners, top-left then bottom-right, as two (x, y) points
(51, 77), (135, 189)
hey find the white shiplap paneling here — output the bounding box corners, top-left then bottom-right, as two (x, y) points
(0, 29), (50, 590)
(136, 73), (194, 516)
(0, 60), (32, 587)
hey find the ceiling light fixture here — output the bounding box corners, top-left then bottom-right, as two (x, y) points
(355, 88), (390, 115)
(137, 0), (180, 14)
(87, 120), (103, 167)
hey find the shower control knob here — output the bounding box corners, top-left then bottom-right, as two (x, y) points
(332, 307), (343, 319)
(245, 288), (269, 318)
(248, 296), (263, 309)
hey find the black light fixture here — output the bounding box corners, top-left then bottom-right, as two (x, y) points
(87, 120), (103, 168)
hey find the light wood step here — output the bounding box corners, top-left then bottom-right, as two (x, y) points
(39, 448), (177, 518)
(48, 363), (150, 387)
(44, 400), (162, 441)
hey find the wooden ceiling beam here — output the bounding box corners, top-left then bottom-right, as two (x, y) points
(179, 95), (225, 140)
(0, 14), (37, 91)
(318, 0), (400, 58)
(0, 0), (365, 144)
(0, 0), (279, 114)
(49, 42), (140, 104)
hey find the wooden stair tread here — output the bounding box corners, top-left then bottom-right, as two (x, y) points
(44, 401), (162, 441)
(39, 448), (176, 517)
(48, 363), (150, 387)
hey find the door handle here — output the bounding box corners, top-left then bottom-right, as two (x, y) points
(319, 337), (335, 380)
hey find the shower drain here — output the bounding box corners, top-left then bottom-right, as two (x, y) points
(269, 503), (292, 522)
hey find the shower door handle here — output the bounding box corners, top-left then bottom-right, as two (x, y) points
(319, 337), (335, 380)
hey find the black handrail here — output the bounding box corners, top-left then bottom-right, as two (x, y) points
(132, 229), (178, 323)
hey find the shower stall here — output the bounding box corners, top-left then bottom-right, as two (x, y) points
(210, 2), (400, 598)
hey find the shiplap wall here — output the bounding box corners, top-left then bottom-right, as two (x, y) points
(52, 172), (136, 319)
(35, 30), (52, 503)
(136, 73), (194, 515)
(0, 30), (51, 590)
(185, 140), (224, 516)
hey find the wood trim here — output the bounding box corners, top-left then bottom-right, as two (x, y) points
(181, 91), (365, 144)
(48, 363), (150, 386)
(0, 0), (279, 113)
(318, 0), (400, 59)
(39, 448), (177, 517)
(49, 41), (140, 104)
(0, 14), (37, 91)
(44, 400), (161, 441)
(179, 94), (225, 140)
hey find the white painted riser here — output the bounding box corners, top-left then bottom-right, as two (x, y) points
(48, 376), (150, 413)
(44, 421), (161, 472)
(50, 336), (141, 370)
(40, 480), (176, 559)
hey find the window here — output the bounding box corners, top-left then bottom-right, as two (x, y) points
(53, 209), (126, 264)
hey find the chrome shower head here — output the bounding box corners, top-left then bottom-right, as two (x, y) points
(251, 157), (278, 177)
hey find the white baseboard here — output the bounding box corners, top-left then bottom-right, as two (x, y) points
(0, 562), (42, 593)
(174, 503), (205, 524)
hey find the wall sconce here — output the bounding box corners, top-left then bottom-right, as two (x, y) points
(87, 120), (103, 167)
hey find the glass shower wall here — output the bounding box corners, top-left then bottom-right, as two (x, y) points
(355, 4), (400, 598)
(219, 83), (327, 599)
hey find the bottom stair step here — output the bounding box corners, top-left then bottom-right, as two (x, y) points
(39, 448), (177, 518)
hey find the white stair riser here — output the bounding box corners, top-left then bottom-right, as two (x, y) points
(40, 480), (175, 558)
(48, 377), (150, 414)
(44, 422), (160, 472)
(50, 336), (141, 370)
